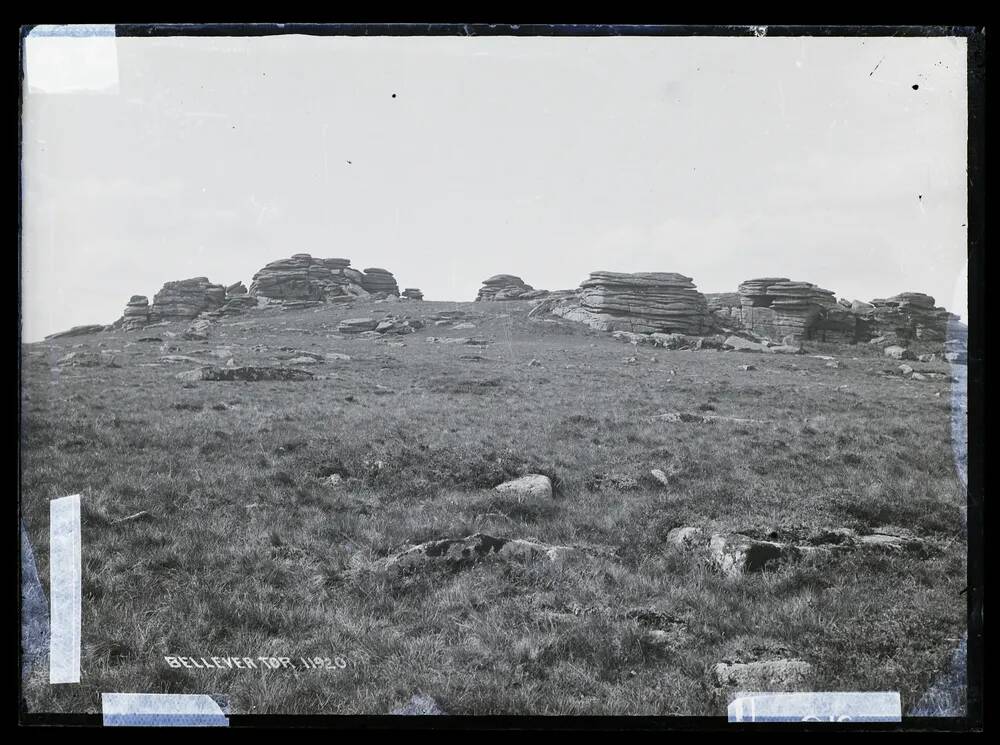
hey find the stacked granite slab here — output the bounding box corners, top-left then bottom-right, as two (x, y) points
(736, 278), (838, 340)
(149, 277), (226, 322)
(552, 271), (713, 335)
(360, 268), (400, 297)
(862, 293), (957, 342)
(120, 295), (150, 331)
(476, 274), (549, 301)
(401, 288), (424, 300)
(249, 254), (368, 301)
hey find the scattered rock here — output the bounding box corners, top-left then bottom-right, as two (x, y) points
(287, 356), (323, 365)
(176, 366), (316, 382)
(857, 530), (933, 555)
(649, 468), (671, 487)
(711, 658), (815, 695)
(182, 317), (213, 341)
(160, 355), (206, 364)
(739, 364), (756, 371)
(390, 694), (446, 715)
(653, 412), (767, 425)
(590, 472), (639, 491)
(666, 526), (705, 550)
(708, 533), (797, 577)
(884, 345), (917, 361)
(380, 532), (576, 574)
(723, 336), (768, 353)
(494, 474), (552, 500)
(56, 351), (119, 368)
(325, 352), (352, 361)
(339, 318), (379, 334)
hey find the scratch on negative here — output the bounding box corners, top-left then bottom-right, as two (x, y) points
(869, 57), (885, 77)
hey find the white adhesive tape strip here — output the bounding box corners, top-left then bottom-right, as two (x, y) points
(49, 494), (81, 684)
(102, 693), (229, 727)
(728, 691), (901, 722)
(24, 25), (119, 94)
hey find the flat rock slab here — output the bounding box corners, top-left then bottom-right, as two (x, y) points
(176, 366), (316, 382)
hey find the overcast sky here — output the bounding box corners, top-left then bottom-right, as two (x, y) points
(21, 32), (968, 341)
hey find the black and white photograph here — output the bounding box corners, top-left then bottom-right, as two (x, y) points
(18, 24), (982, 727)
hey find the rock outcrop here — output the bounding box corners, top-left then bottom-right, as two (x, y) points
(249, 254), (368, 301)
(476, 275), (548, 301)
(360, 268), (400, 297)
(150, 277), (226, 322)
(551, 271), (712, 335)
(862, 293), (958, 342)
(401, 288), (424, 301)
(45, 324), (106, 340)
(735, 278), (838, 340)
(709, 284), (958, 344)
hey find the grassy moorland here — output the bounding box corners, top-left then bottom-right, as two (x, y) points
(20, 298), (967, 715)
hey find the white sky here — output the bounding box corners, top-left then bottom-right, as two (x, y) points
(21, 33), (968, 341)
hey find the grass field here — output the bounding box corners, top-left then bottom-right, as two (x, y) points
(20, 298), (967, 715)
